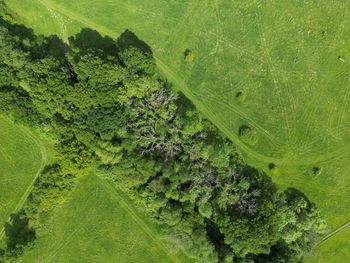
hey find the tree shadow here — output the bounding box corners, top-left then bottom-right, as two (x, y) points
(67, 28), (154, 74)
(32, 35), (67, 59)
(0, 17), (66, 60)
(1, 14), (154, 63)
(68, 28), (118, 58)
(284, 187), (313, 207)
(4, 210), (35, 253)
(0, 17), (35, 41)
(116, 29), (152, 55)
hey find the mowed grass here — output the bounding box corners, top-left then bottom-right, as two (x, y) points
(4, 0), (350, 260)
(0, 116), (49, 236)
(21, 174), (180, 263)
(305, 227), (350, 263)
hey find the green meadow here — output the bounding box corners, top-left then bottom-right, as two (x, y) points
(4, 0), (350, 261)
(21, 174), (180, 263)
(0, 116), (48, 239)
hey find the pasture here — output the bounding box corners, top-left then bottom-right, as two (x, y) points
(4, 0), (350, 261)
(21, 174), (181, 263)
(0, 116), (48, 241)
(306, 227), (350, 262)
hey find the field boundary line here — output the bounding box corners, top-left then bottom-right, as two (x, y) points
(317, 220), (350, 246)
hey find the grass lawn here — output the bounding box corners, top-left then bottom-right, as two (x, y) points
(0, 116), (50, 241)
(305, 227), (350, 263)
(21, 174), (182, 263)
(4, 0), (350, 259)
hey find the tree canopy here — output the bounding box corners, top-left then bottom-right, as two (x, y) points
(0, 16), (327, 262)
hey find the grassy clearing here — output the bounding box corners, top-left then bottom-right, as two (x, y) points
(4, 0), (350, 259)
(21, 174), (180, 263)
(0, 116), (49, 238)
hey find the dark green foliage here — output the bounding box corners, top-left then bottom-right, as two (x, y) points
(239, 125), (258, 146)
(184, 48), (194, 63)
(236, 91), (246, 102)
(312, 166), (322, 176)
(4, 211), (35, 258)
(24, 164), (75, 226)
(0, 16), (327, 262)
(0, 164), (75, 261)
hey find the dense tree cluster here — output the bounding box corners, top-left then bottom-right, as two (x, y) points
(0, 16), (327, 262)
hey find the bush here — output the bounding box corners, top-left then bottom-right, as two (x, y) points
(239, 125), (258, 146)
(184, 48), (194, 63)
(312, 166), (322, 176)
(268, 162), (279, 174)
(236, 91), (246, 102)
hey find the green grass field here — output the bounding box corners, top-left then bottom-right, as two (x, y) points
(21, 174), (181, 263)
(0, 116), (49, 240)
(4, 0), (350, 261)
(306, 227), (350, 263)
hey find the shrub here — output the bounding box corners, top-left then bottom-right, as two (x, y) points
(239, 125), (258, 146)
(184, 48), (194, 63)
(312, 166), (322, 176)
(268, 163), (279, 174)
(236, 91), (246, 102)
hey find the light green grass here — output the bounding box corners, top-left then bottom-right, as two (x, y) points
(0, 116), (50, 240)
(305, 227), (350, 263)
(4, 0), (350, 259)
(21, 174), (180, 263)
